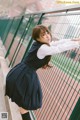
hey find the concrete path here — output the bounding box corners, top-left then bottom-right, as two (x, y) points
(0, 40), (22, 120)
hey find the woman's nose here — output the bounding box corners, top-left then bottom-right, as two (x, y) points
(46, 34), (49, 38)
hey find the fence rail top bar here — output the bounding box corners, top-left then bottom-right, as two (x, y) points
(24, 5), (80, 16)
(44, 5), (80, 14)
(44, 12), (80, 17)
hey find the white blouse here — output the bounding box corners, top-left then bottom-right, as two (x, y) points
(37, 39), (80, 59)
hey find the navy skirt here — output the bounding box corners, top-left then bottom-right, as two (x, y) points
(5, 62), (42, 110)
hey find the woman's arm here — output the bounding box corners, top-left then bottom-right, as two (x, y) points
(50, 39), (71, 46)
(50, 38), (80, 46)
(37, 39), (80, 59)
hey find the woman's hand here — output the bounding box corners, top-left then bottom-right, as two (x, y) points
(42, 62), (53, 69)
(72, 38), (80, 45)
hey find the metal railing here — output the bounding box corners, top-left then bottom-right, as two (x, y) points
(1, 5), (80, 120)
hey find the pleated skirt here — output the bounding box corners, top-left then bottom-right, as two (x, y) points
(5, 62), (42, 110)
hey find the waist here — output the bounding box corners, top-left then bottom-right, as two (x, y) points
(22, 61), (36, 71)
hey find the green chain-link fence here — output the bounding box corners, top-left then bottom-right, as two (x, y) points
(1, 5), (80, 120)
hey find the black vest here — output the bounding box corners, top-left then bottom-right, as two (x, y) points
(23, 41), (51, 70)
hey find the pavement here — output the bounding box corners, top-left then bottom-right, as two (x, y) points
(0, 40), (22, 120)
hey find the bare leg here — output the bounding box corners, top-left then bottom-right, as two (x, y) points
(19, 107), (31, 120)
(19, 107), (28, 114)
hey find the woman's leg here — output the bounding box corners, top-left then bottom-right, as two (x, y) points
(19, 107), (28, 114)
(19, 107), (31, 120)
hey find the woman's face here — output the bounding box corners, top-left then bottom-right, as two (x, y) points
(37, 31), (52, 44)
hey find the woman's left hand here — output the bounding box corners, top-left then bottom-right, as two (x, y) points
(72, 38), (80, 45)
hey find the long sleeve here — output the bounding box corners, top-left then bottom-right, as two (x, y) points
(37, 40), (80, 59)
(50, 39), (71, 46)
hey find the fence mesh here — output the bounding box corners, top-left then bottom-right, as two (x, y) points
(1, 11), (80, 120)
(34, 13), (80, 120)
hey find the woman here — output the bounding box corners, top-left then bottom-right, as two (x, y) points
(5, 25), (80, 120)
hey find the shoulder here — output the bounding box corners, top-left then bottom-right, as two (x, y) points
(28, 41), (44, 53)
(38, 44), (50, 50)
(37, 44), (50, 59)
(32, 41), (43, 47)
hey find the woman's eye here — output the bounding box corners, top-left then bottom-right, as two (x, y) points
(46, 31), (49, 34)
(42, 34), (45, 36)
(41, 33), (45, 37)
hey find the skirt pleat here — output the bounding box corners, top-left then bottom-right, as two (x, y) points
(5, 62), (42, 110)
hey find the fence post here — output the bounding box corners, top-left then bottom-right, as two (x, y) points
(5, 16), (24, 58)
(69, 97), (80, 120)
(22, 13), (45, 61)
(9, 15), (33, 67)
(3, 18), (15, 45)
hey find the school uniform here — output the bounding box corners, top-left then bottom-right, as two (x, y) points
(5, 41), (51, 110)
(5, 39), (79, 110)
